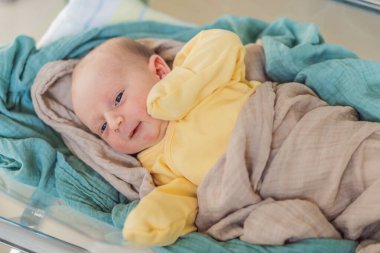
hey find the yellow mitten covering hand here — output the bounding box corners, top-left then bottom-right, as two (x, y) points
(123, 177), (198, 246)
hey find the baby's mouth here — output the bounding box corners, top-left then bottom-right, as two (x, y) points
(129, 122), (141, 138)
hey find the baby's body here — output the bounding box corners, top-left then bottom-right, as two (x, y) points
(72, 29), (260, 246)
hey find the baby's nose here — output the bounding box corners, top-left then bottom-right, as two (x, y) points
(104, 112), (123, 131)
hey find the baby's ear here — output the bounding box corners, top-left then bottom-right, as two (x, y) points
(148, 55), (171, 80)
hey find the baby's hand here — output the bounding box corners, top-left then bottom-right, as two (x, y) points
(123, 212), (188, 247)
(122, 178), (198, 246)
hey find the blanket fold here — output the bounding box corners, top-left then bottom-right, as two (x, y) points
(196, 82), (380, 252)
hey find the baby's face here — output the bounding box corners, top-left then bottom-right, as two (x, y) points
(72, 48), (169, 154)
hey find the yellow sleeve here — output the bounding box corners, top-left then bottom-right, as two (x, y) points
(122, 177), (198, 246)
(147, 29), (246, 120)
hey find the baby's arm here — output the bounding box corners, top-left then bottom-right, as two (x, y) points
(147, 29), (246, 120)
(123, 177), (197, 246)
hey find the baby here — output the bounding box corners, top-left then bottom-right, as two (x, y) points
(72, 29), (260, 246)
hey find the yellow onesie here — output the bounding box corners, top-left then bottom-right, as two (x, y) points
(123, 29), (260, 246)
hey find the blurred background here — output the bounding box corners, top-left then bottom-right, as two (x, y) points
(0, 0), (379, 59)
(0, 0), (66, 45)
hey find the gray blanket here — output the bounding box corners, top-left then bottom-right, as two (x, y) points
(196, 82), (380, 253)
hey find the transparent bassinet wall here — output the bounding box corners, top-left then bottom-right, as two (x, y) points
(0, 170), (152, 253)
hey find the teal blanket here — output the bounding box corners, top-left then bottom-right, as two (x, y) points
(3, 15), (376, 252)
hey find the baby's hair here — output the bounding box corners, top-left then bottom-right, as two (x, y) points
(73, 37), (155, 83)
(112, 37), (155, 62)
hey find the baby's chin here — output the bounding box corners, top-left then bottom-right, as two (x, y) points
(110, 141), (154, 155)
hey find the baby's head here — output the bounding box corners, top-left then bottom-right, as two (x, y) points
(72, 37), (171, 154)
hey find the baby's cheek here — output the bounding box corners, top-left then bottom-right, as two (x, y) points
(142, 125), (162, 143)
(142, 130), (156, 142)
(108, 138), (130, 153)
(140, 108), (152, 118)
(110, 142), (125, 153)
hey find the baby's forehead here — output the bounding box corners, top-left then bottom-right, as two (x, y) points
(73, 37), (147, 85)
(76, 49), (122, 75)
(90, 38), (135, 58)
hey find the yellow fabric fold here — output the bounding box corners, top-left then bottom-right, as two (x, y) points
(147, 29), (247, 120)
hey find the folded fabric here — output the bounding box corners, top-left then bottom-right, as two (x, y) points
(196, 82), (380, 252)
(261, 18), (380, 122)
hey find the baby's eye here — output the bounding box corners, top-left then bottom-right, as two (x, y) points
(114, 91), (124, 106)
(100, 122), (107, 134)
